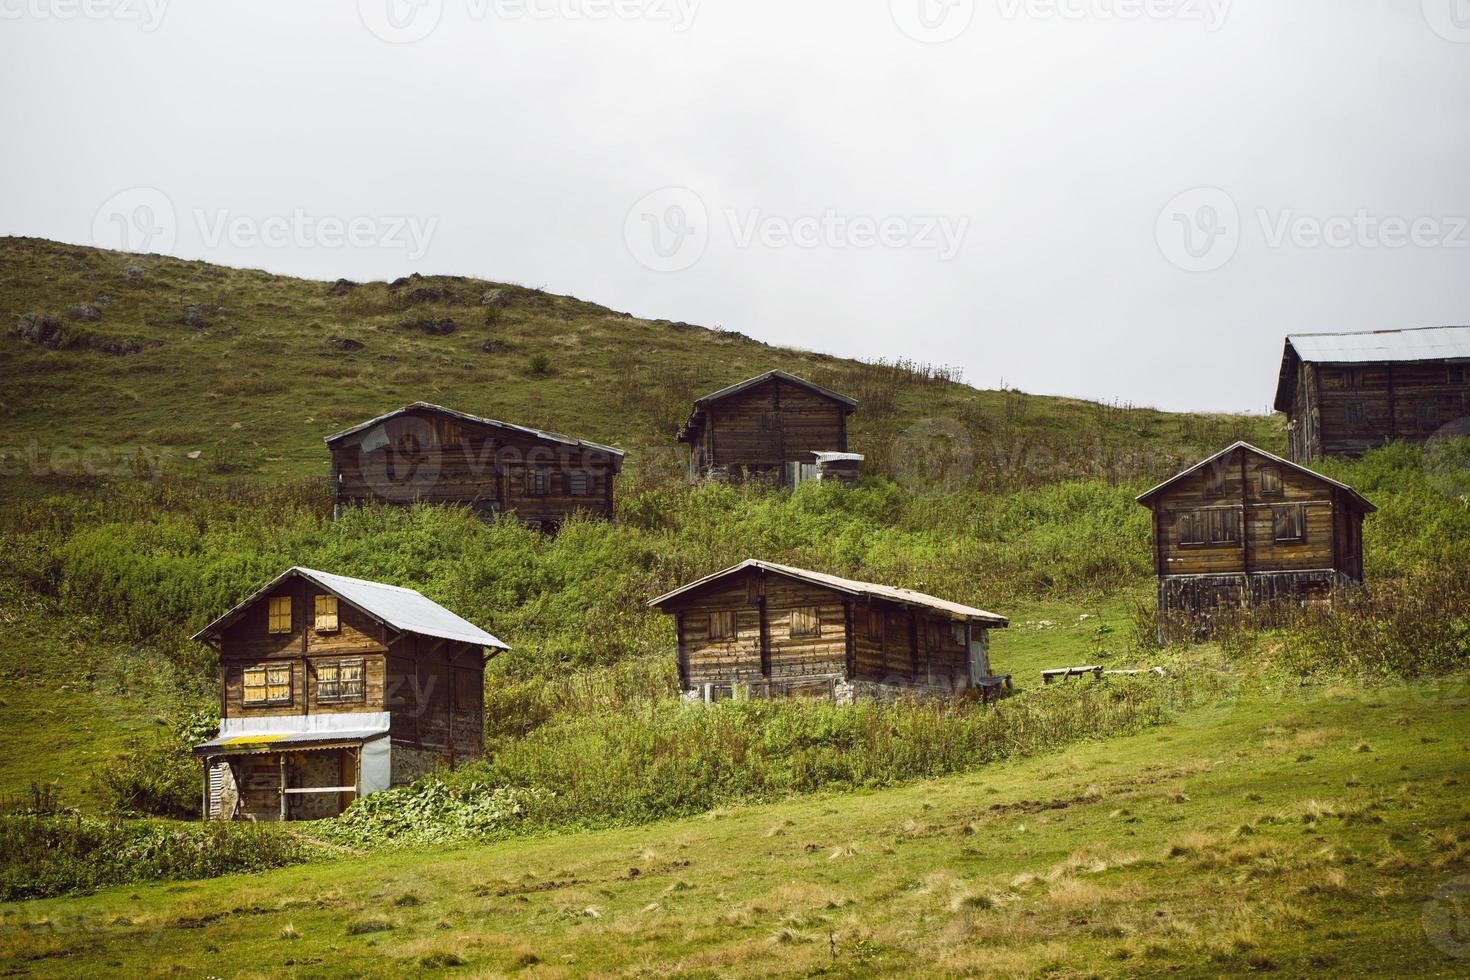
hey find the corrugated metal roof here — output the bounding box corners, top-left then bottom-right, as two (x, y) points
(648, 560), (1008, 626)
(323, 402), (625, 464)
(194, 728), (389, 755)
(693, 370), (858, 409)
(1135, 442), (1376, 513)
(813, 452), (864, 464)
(1286, 326), (1470, 364)
(192, 567), (509, 650)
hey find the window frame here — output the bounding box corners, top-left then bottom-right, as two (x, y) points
(267, 596), (292, 635)
(789, 606), (821, 639)
(314, 594), (340, 633)
(1418, 402), (1440, 430)
(708, 610), (736, 642)
(315, 657), (365, 704)
(527, 468), (550, 497)
(1344, 400), (1367, 427)
(1203, 464), (1227, 498)
(567, 469), (591, 497)
(866, 607), (884, 643)
(1178, 510), (1207, 547)
(1259, 466), (1283, 497)
(1207, 507), (1241, 546)
(242, 663), (293, 707)
(1272, 503), (1307, 544)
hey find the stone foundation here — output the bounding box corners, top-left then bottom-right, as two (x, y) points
(390, 743), (450, 786)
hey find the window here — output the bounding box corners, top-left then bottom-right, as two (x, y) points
(1259, 466), (1283, 496)
(242, 663), (292, 706)
(1272, 503), (1306, 543)
(866, 608), (884, 642)
(527, 468), (549, 496)
(568, 470), (591, 496)
(951, 623), (967, 646)
(1344, 368), (1366, 389)
(1204, 464), (1226, 497)
(1344, 400), (1367, 427)
(1207, 508), (1240, 545)
(789, 606), (820, 638)
(1418, 402), (1440, 430)
(316, 658), (364, 703)
(708, 610), (736, 641)
(1178, 511), (1207, 546)
(268, 596), (292, 634)
(314, 594), (339, 633)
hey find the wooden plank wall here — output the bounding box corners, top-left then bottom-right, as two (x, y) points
(1294, 361), (1470, 460)
(703, 379), (848, 472)
(385, 635), (485, 761)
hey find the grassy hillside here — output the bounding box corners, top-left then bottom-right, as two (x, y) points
(4, 679), (1468, 976)
(0, 236), (1279, 496)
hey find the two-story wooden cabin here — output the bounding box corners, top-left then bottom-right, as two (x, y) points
(677, 371), (859, 486)
(1136, 442), (1375, 640)
(649, 560), (1008, 701)
(325, 403), (625, 530)
(191, 567), (507, 821)
(1274, 326), (1470, 462)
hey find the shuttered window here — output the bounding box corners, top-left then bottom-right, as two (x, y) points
(1204, 465), (1226, 497)
(1207, 508), (1240, 545)
(708, 610), (736, 641)
(243, 664), (292, 706)
(1345, 401), (1366, 427)
(568, 470), (591, 496)
(1259, 466), (1282, 496)
(1418, 402), (1440, 430)
(790, 607), (820, 638)
(267, 596), (292, 634)
(316, 659), (364, 703)
(314, 594), (339, 633)
(866, 608), (884, 642)
(1178, 511), (1207, 546)
(1273, 504), (1306, 543)
(528, 468), (549, 496)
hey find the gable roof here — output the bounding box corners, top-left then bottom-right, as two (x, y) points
(648, 560), (1008, 626)
(1134, 442), (1376, 513)
(1275, 327), (1470, 410)
(192, 566), (509, 650)
(324, 402), (624, 467)
(678, 371), (856, 442)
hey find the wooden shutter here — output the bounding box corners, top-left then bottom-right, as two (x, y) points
(709, 610), (736, 641)
(242, 666), (268, 704)
(790, 607), (820, 638)
(1260, 466), (1282, 496)
(266, 664), (292, 705)
(315, 595), (339, 632)
(268, 596), (292, 634)
(1273, 504), (1305, 542)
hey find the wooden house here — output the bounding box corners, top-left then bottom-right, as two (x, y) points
(1274, 326), (1470, 462)
(677, 371), (859, 486)
(325, 403), (624, 530)
(649, 560), (1009, 701)
(1136, 442), (1375, 639)
(191, 567), (508, 821)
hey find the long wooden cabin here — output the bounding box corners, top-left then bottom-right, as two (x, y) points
(192, 567), (508, 821)
(1274, 326), (1470, 462)
(1137, 443), (1375, 641)
(325, 403), (624, 531)
(649, 560), (1009, 701)
(677, 371), (859, 487)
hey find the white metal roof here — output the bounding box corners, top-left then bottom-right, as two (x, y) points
(1286, 326), (1470, 364)
(812, 452), (865, 464)
(324, 402), (625, 464)
(648, 559), (1008, 626)
(1135, 441), (1376, 513)
(193, 566), (509, 650)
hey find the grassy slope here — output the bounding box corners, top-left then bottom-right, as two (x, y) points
(0, 236), (1279, 493)
(3, 681), (1467, 977)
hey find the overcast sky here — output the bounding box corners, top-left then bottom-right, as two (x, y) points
(3, 1), (1469, 412)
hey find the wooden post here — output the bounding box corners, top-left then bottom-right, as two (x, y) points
(278, 755), (287, 821)
(758, 572), (771, 679)
(201, 761), (209, 821)
(842, 600), (855, 680)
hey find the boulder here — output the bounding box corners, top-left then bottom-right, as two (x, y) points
(68, 303), (103, 323)
(12, 314), (64, 349)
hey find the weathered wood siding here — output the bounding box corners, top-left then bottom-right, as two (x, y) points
(330, 406), (617, 527)
(385, 634), (485, 762)
(1286, 360), (1469, 462)
(693, 378), (849, 480)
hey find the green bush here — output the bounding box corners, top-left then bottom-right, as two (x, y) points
(96, 707), (219, 818)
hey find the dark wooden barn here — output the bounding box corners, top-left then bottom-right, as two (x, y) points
(192, 567), (508, 821)
(1137, 442), (1375, 640)
(649, 560), (1009, 702)
(1274, 326), (1470, 462)
(677, 371), (859, 486)
(325, 403), (624, 530)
